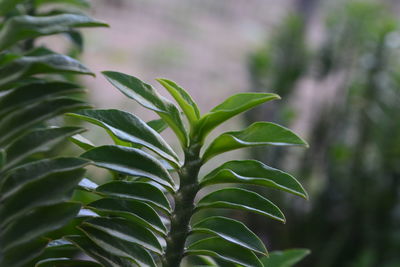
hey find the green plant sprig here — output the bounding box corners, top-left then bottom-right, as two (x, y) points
(67, 71), (308, 267)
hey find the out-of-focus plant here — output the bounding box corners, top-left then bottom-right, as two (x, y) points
(248, 13), (309, 100)
(247, 1), (400, 266)
(300, 2), (400, 266)
(247, 13), (309, 166)
(0, 0), (107, 266)
(64, 71), (309, 266)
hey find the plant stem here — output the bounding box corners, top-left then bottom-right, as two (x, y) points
(162, 143), (202, 267)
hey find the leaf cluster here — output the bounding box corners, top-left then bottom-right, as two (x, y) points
(0, 1), (107, 266)
(65, 71), (309, 266)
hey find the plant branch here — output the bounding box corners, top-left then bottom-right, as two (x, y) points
(162, 143), (202, 267)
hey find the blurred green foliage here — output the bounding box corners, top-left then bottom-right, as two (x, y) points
(247, 1), (400, 266)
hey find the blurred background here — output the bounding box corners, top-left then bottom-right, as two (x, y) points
(48, 0), (400, 266)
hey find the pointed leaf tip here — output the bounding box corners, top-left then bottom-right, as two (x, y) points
(156, 78), (201, 126)
(101, 71), (188, 146)
(195, 92), (280, 141)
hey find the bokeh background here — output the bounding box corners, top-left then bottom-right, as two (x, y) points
(48, 0), (400, 266)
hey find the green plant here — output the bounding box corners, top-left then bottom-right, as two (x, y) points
(246, 1), (400, 266)
(0, 0), (107, 266)
(65, 71), (309, 266)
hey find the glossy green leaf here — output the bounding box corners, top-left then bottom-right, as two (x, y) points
(0, 14), (108, 51)
(66, 235), (133, 267)
(0, 54), (94, 89)
(0, 202), (81, 252)
(187, 237), (263, 267)
(81, 145), (175, 190)
(0, 168), (85, 227)
(196, 188), (285, 223)
(0, 81), (82, 117)
(192, 216), (267, 255)
(200, 160), (307, 199)
(261, 249), (310, 267)
(195, 93), (279, 141)
(96, 180), (171, 213)
(88, 198), (167, 235)
(202, 122), (308, 162)
(70, 109), (180, 166)
(0, 238), (48, 267)
(70, 134), (96, 150)
(0, 157), (89, 198)
(147, 118), (168, 133)
(35, 258), (101, 267)
(102, 71), (188, 146)
(0, 97), (89, 146)
(83, 217), (163, 254)
(3, 127), (84, 170)
(79, 224), (157, 267)
(157, 78), (200, 126)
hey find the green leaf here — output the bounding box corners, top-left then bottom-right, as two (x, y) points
(0, 54), (94, 89)
(0, 202), (81, 252)
(0, 238), (48, 267)
(187, 237), (263, 267)
(0, 168), (85, 227)
(0, 149), (5, 170)
(0, 14), (108, 51)
(66, 235), (133, 267)
(192, 216), (267, 255)
(3, 127), (84, 170)
(38, 239), (80, 259)
(0, 157), (89, 198)
(79, 224), (157, 267)
(95, 180), (172, 213)
(0, 81), (82, 117)
(0, 0), (25, 16)
(83, 217), (163, 254)
(102, 71), (188, 146)
(69, 134), (96, 150)
(70, 109), (180, 167)
(147, 118), (168, 133)
(35, 258), (101, 267)
(200, 160), (307, 199)
(195, 93), (280, 141)
(196, 188), (285, 223)
(0, 97), (89, 146)
(65, 30), (84, 52)
(202, 122), (308, 162)
(0, 51), (21, 66)
(88, 198), (167, 235)
(35, 0), (91, 8)
(261, 249), (310, 267)
(81, 145), (175, 190)
(156, 78), (200, 126)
